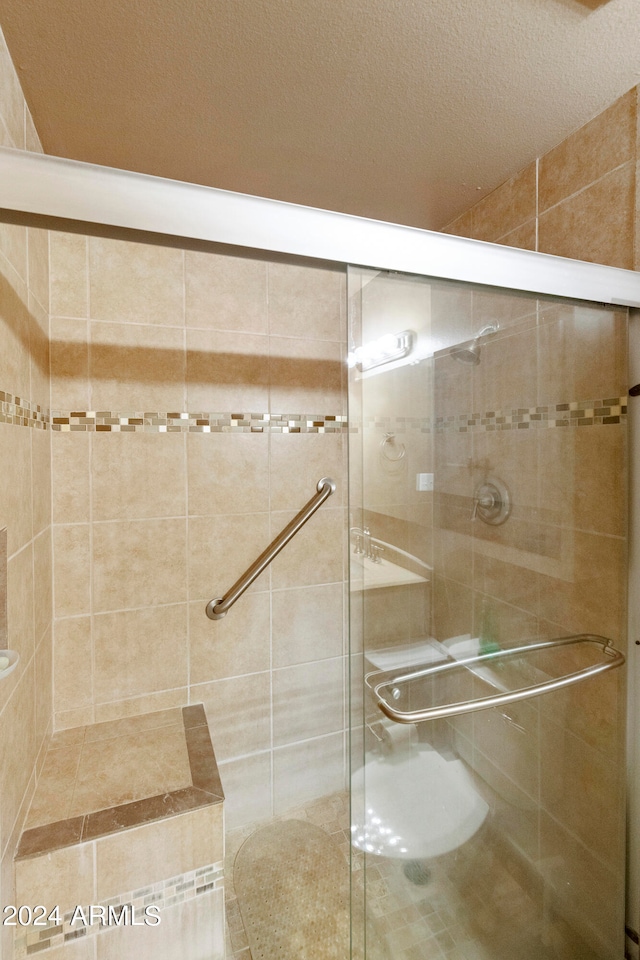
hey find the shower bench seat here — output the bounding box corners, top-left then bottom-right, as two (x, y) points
(13, 703), (225, 960)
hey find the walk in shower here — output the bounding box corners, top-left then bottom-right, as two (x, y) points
(0, 148), (635, 960)
(348, 268), (628, 960)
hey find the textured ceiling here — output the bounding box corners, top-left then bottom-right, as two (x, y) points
(0, 0), (639, 229)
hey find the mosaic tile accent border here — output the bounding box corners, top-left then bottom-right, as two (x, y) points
(0, 391), (49, 429)
(14, 860), (224, 957)
(364, 396), (628, 435)
(0, 390), (628, 435)
(50, 411), (349, 433)
(434, 396), (628, 433)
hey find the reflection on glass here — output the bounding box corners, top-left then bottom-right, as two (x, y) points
(348, 267), (627, 960)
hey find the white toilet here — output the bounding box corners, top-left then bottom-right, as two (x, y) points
(351, 741), (489, 860)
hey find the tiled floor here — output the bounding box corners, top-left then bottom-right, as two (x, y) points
(225, 791), (553, 960)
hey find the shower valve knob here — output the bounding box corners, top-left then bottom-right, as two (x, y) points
(471, 478), (511, 525)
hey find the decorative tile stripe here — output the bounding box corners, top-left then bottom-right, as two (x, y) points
(0, 390), (628, 435)
(14, 861), (224, 957)
(0, 391), (49, 429)
(433, 396), (627, 433)
(363, 397), (627, 435)
(50, 411), (349, 433)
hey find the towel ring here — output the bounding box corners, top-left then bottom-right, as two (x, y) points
(380, 433), (406, 462)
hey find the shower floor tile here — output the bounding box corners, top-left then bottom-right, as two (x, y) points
(224, 789), (556, 960)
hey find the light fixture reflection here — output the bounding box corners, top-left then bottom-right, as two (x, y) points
(349, 329), (415, 372)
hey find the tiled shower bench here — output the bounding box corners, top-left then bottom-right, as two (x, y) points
(14, 704), (225, 960)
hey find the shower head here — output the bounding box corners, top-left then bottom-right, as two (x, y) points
(450, 323), (499, 365)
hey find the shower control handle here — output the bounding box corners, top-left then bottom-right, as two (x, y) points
(471, 478), (511, 525)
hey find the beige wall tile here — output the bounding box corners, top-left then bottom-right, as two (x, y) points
(33, 528), (52, 642)
(269, 506), (344, 589)
(272, 583), (343, 667)
(50, 316), (90, 411)
(97, 886), (225, 960)
(95, 804), (223, 900)
(539, 88), (636, 214)
(7, 542), (35, 662)
(496, 219), (537, 250)
(0, 268), (31, 398)
(187, 512), (270, 602)
(0, 223), (27, 286)
(539, 812), (623, 951)
(15, 840), (95, 917)
(186, 328), (269, 412)
(540, 717), (623, 869)
(92, 432), (186, 521)
(273, 732), (345, 814)
(54, 524), (91, 618)
(537, 531), (625, 640)
(272, 658), (344, 746)
(269, 433), (345, 510)
(194, 672), (271, 762)
(187, 432), (269, 516)
(25, 107), (43, 153)
(54, 616), (93, 715)
(85, 708), (182, 742)
(433, 528), (473, 587)
(538, 162), (635, 269)
(537, 635), (624, 755)
(0, 420), (32, 555)
(90, 320), (186, 411)
(573, 424), (625, 537)
(185, 249), (268, 332)
(538, 305), (625, 410)
(42, 939), (95, 960)
(52, 432), (91, 524)
(93, 687), (187, 723)
(93, 603), (188, 704)
(0, 33), (25, 147)
(432, 575), (473, 642)
(472, 325), (538, 414)
(268, 261), (344, 342)
(50, 232), (88, 318)
(269, 336), (343, 413)
(189, 592), (270, 684)
(92, 518), (187, 613)
(55, 705), (95, 729)
(440, 208), (474, 238)
(35, 625), (53, 749)
(1, 842), (16, 960)
(0, 661), (36, 856)
(89, 237), (184, 326)
(27, 227), (49, 313)
(471, 162), (537, 243)
(31, 427), (51, 537)
(28, 294), (50, 408)
(474, 699), (539, 800)
(25, 741), (82, 828)
(218, 752), (272, 828)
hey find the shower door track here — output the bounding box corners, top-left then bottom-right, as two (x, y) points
(1, 146), (640, 307)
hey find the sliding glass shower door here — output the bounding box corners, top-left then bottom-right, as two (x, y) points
(348, 266), (627, 960)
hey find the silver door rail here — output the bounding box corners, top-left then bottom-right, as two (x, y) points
(206, 477), (336, 620)
(366, 634), (625, 724)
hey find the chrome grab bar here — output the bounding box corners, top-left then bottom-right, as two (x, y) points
(365, 634), (625, 724)
(206, 477), (336, 620)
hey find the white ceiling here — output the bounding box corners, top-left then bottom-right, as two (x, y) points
(1, 0), (640, 230)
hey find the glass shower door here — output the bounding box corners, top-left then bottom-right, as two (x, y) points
(348, 266), (627, 960)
